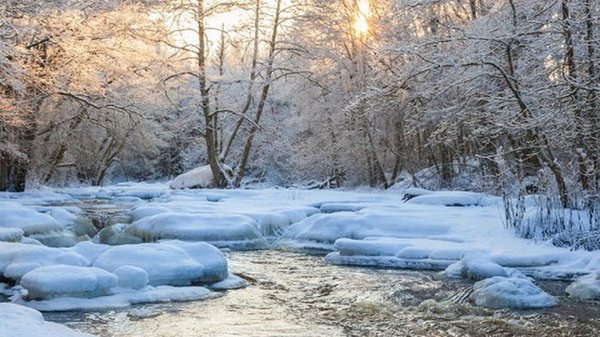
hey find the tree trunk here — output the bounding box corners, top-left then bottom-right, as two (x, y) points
(234, 0), (283, 187)
(196, 0), (225, 187)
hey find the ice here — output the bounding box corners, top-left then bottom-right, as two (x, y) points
(113, 266), (149, 290)
(208, 273), (248, 290)
(21, 265), (117, 300)
(405, 191), (484, 206)
(444, 258), (508, 281)
(0, 303), (94, 337)
(170, 165), (215, 189)
(0, 227), (23, 242)
(0, 202), (62, 235)
(470, 276), (557, 309)
(0, 191), (76, 206)
(319, 203), (368, 213)
(129, 205), (171, 221)
(93, 241), (228, 286)
(566, 272), (600, 300)
(68, 241), (111, 262)
(19, 286), (219, 312)
(127, 213), (269, 250)
(0, 242), (90, 281)
(278, 211), (450, 252)
(46, 207), (78, 228)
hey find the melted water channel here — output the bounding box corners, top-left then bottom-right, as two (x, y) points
(46, 251), (600, 337)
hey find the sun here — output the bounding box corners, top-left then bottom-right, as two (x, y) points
(354, 0), (371, 36)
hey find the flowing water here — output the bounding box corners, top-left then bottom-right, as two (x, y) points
(45, 251), (600, 337)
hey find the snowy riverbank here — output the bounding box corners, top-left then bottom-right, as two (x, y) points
(2, 183), (600, 335)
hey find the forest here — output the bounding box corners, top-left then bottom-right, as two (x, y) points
(3, 2), (600, 336)
(2, 0), (600, 240)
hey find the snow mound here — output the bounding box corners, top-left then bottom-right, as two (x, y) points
(0, 303), (94, 337)
(445, 257), (508, 281)
(405, 191), (483, 206)
(127, 213), (269, 250)
(470, 277), (556, 309)
(0, 227), (23, 242)
(278, 212), (449, 253)
(114, 266), (149, 290)
(0, 242), (90, 281)
(19, 286), (219, 312)
(209, 273), (248, 290)
(93, 241), (227, 286)
(256, 208), (315, 238)
(21, 265), (117, 300)
(0, 203), (62, 235)
(566, 272), (600, 300)
(170, 165), (215, 189)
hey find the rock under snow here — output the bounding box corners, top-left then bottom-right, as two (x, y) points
(278, 212), (449, 253)
(126, 213), (269, 250)
(21, 265), (117, 300)
(470, 276), (556, 309)
(566, 272), (600, 300)
(0, 242), (90, 281)
(444, 257), (508, 281)
(0, 227), (23, 242)
(93, 241), (227, 286)
(0, 303), (94, 337)
(0, 202), (62, 235)
(113, 266), (149, 290)
(169, 165), (216, 189)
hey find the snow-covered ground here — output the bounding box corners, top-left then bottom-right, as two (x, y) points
(1, 182), (600, 322)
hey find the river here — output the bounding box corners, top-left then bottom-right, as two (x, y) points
(45, 250), (600, 337)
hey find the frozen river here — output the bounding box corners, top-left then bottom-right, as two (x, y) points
(48, 251), (600, 337)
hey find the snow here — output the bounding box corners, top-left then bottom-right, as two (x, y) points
(17, 286), (219, 312)
(208, 273), (248, 290)
(0, 242), (90, 281)
(0, 202), (62, 235)
(278, 210), (450, 253)
(444, 258), (509, 281)
(6, 183), (600, 312)
(0, 303), (94, 337)
(93, 241), (228, 286)
(21, 265), (117, 300)
(113, 266), (149, 290)
(470, 276), (557, 309)
(405, 191), (485, 206)
(127, 213), (269, 250)
(566, 272), (600, 300)
(0, 227), (23, 242)
(170, 165), (216, 189)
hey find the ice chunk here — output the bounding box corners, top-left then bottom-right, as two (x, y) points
(0, 303), (94, 337)
(21, 265), (117, 300)
(93, 241), (227, 286)
(170, 165), (215, 189)
(114, 266), (149, 290)
(566, 272), (600, 300)
(470, 276), (556, 309)
(127, 213), (269, 250)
